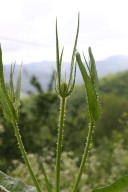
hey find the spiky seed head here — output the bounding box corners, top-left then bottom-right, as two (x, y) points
(59, 82), (68, 97)
(55, 14), (79, 98)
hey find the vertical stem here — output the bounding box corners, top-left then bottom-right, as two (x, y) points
(13, 121), (42, 192)
(55, 97), (66, 192)
(72, 121), (94, 192)
(40, 161), (52, 192)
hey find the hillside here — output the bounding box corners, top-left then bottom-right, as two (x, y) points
(3, 55), (128, 92)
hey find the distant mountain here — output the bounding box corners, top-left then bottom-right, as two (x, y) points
(3, 55), (128, 92)
(96, 55), (128, 76)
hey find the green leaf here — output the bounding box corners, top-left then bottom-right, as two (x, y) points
(56, 19), (61, 88)
(0, 46), (17, 122)
(68, 13), (80, 89)
(76, 52), (101, 121)
(0, 84), (16, 123)
(14, 64), (22, 110)
(92, 174), (128, 192)
(88, 47), (99, 91)
(8, 63), (15, 102)
(0, 171), (36, 192)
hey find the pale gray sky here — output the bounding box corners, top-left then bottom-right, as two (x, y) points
(0, 0), (128, 64)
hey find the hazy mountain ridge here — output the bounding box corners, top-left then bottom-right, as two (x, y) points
(3, 55), (128, 92)
(97, 55), (128, 76)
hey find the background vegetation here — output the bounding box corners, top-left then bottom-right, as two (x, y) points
(0, 70), (128, 191)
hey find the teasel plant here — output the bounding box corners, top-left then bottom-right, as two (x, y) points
(1, 15), (128, 192)
(0, 45), (42, 192)
(72, 48), (128, 192)
(54, 14), (79, 192)
(72, 47), (102, 192)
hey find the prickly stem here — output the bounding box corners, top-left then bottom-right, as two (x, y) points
(55, 97), (66, 192)
(72, 121), (95, 192)
(12, 121), (42, 192)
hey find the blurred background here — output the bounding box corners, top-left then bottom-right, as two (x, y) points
(0, 0), (128, 191)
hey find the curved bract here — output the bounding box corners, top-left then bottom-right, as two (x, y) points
(76, 49), (101, 122)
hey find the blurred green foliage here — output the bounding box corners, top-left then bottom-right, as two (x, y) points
(7, 124), (128, 191)
(0, 70), (128, 190)
(94, 93), (128, 141)
(99, 70), (128, 96)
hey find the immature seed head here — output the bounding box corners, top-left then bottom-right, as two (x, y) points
(0, 46), (22, 123)
(55, 14), (79, 98)
(59, 82), (68, 97)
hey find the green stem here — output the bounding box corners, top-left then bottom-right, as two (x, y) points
(55, 97), (66, 192)
(72, 121), (94, 192)
(40, 161), (52, 192)
(13, 121), (42, 192)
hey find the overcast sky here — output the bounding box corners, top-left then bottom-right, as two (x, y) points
(0, 0), (128, 64)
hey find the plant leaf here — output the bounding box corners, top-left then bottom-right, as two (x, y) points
(8, 63), (15, 102)
(88, 47), (99, 91)
(68, 13), (80, 89)
(14, 64), (22, 110)
(0, 46), (17, 122)
(56, 19), (61, 88)
(92, 174), (128, 192)
(0, 171), (36, 192)
(76, 52), (101, 121)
